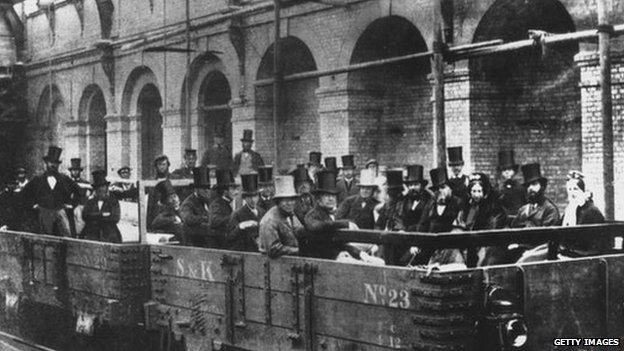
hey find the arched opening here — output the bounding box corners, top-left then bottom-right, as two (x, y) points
(470, 0), (578, 206)
(347, 16), (430, 167)
(32, 85), (67, 171)
(255, 36), (319, 169)
(138, 84), (163, 178)
(79, 85), (107, 173)
(199, 71), (232, 159)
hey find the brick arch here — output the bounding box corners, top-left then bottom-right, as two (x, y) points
(93, 0), (114, 39)
(1, 8), (23, 60)
(255, 36), (319, 170)
(346, 15), (432, 169)
(179, 52), (229, 113)
(468, 0), (580, 207)
(120, 66), (159, 116)
(32, 84), (67, 170)
(78, 84), (107, 173)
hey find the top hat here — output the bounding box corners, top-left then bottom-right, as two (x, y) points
(358, 169), (378, 187)
(498, 150), (518, 172)
(308, 151), (322, 166)
(447, 147), (465, 166)
(214, 169), (236, 189)
(117, 166), (131, 176)
(241, 173), (260, 196)
(313, 170), (339, 195)
(185, 149), (197, 157)
(91, 170), (109, 187)
(405, 164), (428, 186)
(290, 166), (312, 186)
(192, 167), (211, 188)
(258, 166), (274, 185)
(324, 157), (337, 173)
(341, 155), (356, 170)
(386, 169), (404, 190)
(429, 167), (449, 190)
(365, 159), (378, 168)
(69, 158), (83, 171)
(154, 154), (169, 166)
(521, 163), (547, 186)
(241, 129), (254, 142)
(43, 146), (63, 163)
(155, 181), (177, 204)
(273, 175), (299, 199)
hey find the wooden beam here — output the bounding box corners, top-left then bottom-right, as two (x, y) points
(432, 0), (446, 167)
(599, 0), (614, 220)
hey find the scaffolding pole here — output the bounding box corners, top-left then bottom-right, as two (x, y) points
(598, 0), (614, 220)
(432, 0), (446, 167)
(272, 0), (282, 165)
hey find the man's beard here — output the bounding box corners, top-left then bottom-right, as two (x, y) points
(408, 189), (422, 201)
(436, 193), (450, 205)
(527, 189), (544, 203)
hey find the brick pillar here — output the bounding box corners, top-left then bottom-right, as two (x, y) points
(105, 114), (133, 175)
(577, 51), (624, 219)
(162, 108), (184, 169)
(62, 120), (88, 165)
(444, 69), (473, 173)
(317, 77), (350, 160)
(231, 97), (260, 161)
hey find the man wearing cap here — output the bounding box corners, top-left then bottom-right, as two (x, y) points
(259, 175), (304, 258)
(336, 169), (380, 230)
(257, 166), (275, 213)
(208, 169), (240, 249)
(110, 166), (138, 202)
(336, 155), (359, 205)
(180, 167), (212, 247)
(511, 163), (559, 228)
(497, 150), (526, 216)
(22, 146), (82, 237)
(233, 130), (264, 176)
(307, 151), (322, 185)
(398, 165), (432, 231)
(81, 170), (122, 243)
(171, 149), (198, 179)
(228, 173), (266, 252)
(303, 170), (360, 259)
(201, 130), (234, 171)
(151, 181), (184, 241)
(447, 147), (469, 203)
(291, 166), (315, 225)
(375, 169), (405, 231)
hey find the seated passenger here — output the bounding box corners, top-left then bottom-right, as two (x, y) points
(257, 166), (275, 213)
(336, 169), (379, 230)
(374, 169), (405, 231)
(398, 165), (432, 232)
(302, 170), (360, 260)
(259, 176), (303, 258)
(179, 167), (211, 247)
(151, 182), (183, 241)
(510, 163), (559, 228)
(109, 166), (138, 202)
(81, 170), (122, 243)
(208, 169), (239, 249)
(227, 173), (265, 252)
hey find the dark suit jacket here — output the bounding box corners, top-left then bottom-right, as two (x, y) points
(228, 205), (265, 252)
(375, 196), (404, 231)
(180, 193), (211, 242)
(23, 172), (81, 210)
(561, 201), (608, 255)
(259, 206), (303, 258)
(399, 191), (433, 231)
(336, 178), (359, 205)
(455, 197), (507, 231)
(510, 196), (560, 228)
(336, 195), (379, 230)
(201, 145), (233, 170)
(303, 205), (357, 259)
(151, 206), (184, 240)
(208, 196), (233, 248)
(233, 150), (264, 175)
(81, 196), (122, 243)
(448, 175), (469, 203)
(294, 193), (315, 225)
(498, 179), (526, 215)
(257, 196), (275, 214)
(417, 196), (462, 233)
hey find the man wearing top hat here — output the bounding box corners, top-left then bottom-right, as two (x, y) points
(179, 167), (212, 247)
(233, 130), (264, 176)
(208, 169), (240, 249)
(257, 166), (275, 213)
(110, 166), (138, 202)
(68, 158), (92, 236)
(228, 173), (266, 252)
(22, 146), (82, 237)
(81, 170), (122, 243)
(336, 168), (380, 230)
(497, 150), (526, 216)
(259, 175), (304, 258)
(398, 165), (432, 231)
(151, 181), (184, 241)
(291, 165), (315, 225)
(303, 170), (360, 260)
(447, 147), (469, 203)
(375, 169), (405, 231)
(171, 149), (198, 179)
(336, 155), (359, 205)
(417, 167), (462, 234)
(307, 151), (322, 185)
(510, 163), (559, 228)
